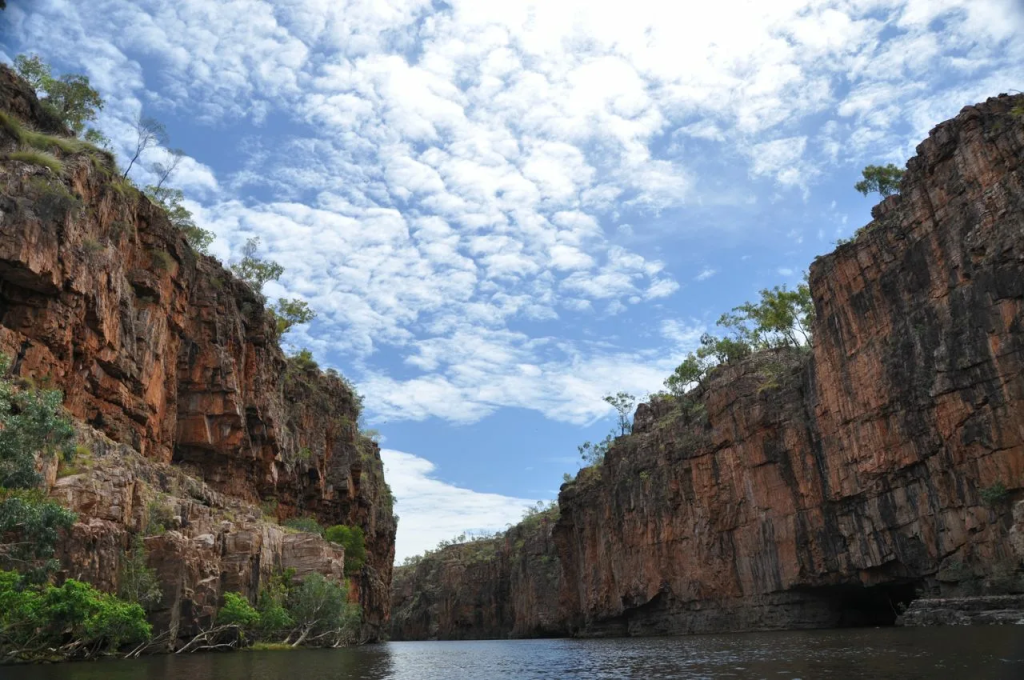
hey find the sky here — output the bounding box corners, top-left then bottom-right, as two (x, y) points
(2, 0), (1023, 562)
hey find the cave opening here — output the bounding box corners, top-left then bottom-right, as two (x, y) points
(825, 581), (922, 627)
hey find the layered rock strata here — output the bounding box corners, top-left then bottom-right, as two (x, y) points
(0, 66), (396, 641)
(392, 94), (1024, 638)
(390, 515), (563, 640)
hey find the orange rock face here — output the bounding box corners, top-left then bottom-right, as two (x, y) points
(553, 94), (1024, 635)
(390, 515), (564, 640)
(390, 94), (1024, 640)
(0, 66), (395, 641)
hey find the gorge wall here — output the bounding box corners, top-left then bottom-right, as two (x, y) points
(391, 94), (1024, 638)
(0, 66), (396, 643)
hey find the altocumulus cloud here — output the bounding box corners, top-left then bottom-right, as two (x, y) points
(382, 449), (542, 561)
(3, 0), (1023, 430)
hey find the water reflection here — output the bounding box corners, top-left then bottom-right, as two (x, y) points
(5, 627), (1024, 679)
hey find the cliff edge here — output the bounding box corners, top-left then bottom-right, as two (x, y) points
(391, 93), (1024, 638)
(0, 65), (396, 643)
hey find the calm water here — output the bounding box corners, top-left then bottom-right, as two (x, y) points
(6, 628), (1024, 679)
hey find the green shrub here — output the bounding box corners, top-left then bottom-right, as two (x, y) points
(289, 349), (318, 372)
(324, 525), (366, 575)
(283, 516), (324, 535)
(0, 569), (150, 662)
(145, 498), (175, 535)
(117, 537), (161, 610)
(10, 149), (64, 174)
(218, 591), (260, 630)
(0, 354), (78, 580)
(149, 248), (174, 272)
(27, 177), (81, 222)
(980, 481), (1009, 506)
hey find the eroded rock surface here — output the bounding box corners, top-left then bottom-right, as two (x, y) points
(0, 65), (396, 641)
(391, 95), (1024, 639)
(554, 93), (1024, 636)
(390, 516), (563, 640)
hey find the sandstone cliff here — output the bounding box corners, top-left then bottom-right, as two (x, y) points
(0, 66), (396, 642)
(390, 512), (563, 640)
(391, 94), (1024, 638)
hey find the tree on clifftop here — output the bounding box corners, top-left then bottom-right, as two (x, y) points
(855, 163), (905, 197)
(230, 237), (318, 336)
(13, 54), (104, 140)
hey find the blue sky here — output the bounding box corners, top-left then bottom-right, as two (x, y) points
(3, 0), (1023, 561)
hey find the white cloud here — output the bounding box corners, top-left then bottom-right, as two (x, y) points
(5, 0), (1022, 429)
(695, 267), (717, 282)
(382, 449), (543, 562)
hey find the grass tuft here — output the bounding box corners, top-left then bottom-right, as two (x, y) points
(10, 149), (64, 174)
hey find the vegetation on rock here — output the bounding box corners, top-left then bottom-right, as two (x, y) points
(855, 163), (905, 198)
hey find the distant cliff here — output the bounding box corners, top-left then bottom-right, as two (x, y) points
(391, 93), (1024, 638)
(0, 65), (396, 643)
(391, 512), (564, 640)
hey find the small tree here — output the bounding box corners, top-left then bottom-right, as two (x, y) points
(123, 115), (167, 179)
(578, 433), (613, 467)
(143, 186), (214, 254)
(855, 163), (905, 198)
(286, 573), (358, 646)
(271, 298), (317, 335)
(324, 525), (366, 575)
(604, 392), (636, 435)
(0, 356), (78, 580)
(150, 148), (185, 191)
(13, 54), (104, 139)
(117, 537), (161, 610)
(718, 283), (813, 350)
(231, 237), (285, 294)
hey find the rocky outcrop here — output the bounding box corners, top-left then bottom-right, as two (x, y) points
(553, 93), (1024, 636)
(898, 595), (1024, 626)
(0, 66), (396, 641)
(392, 94), (1024, 639)
(47, 427), (352, 643)
(390, 513), (564, 640)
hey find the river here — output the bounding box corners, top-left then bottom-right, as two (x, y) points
(5, 627), (1024, 679)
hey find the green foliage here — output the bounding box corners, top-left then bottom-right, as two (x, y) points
(117, 537), (161, 610)
(27, 177), (82, 222)
(718, 282), (813, 350)
(145, 497), (175, 535)
(0, 111), (88, 155)
(325, 525), (366, 575)
(290, 348), (319, 371)
(604, 392), (636, 435)
(0, 490), (77, 580)
(855, 163), (905, 198)
(0, 358), (77, 579)
(255, 573), (295, 637)
(520, 500), (559, 529)
(144, 186), (214, 254)
(10, 149), (64, 174)
(218, 591), (261, 630)
(230, 237), (285, 295)
(14, 54), (104, 138)
(578, 432), (613, 467)
(0, 569), (150, 662)
(283, 516), (324, 535)
(149, 248), (175, 272)
(122, 116), (166, 180)
(979, 481), (1010, 507)
(271, 297), (317, 335)
(0, 357), (76, 489)
(286, 573), (360, 645)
